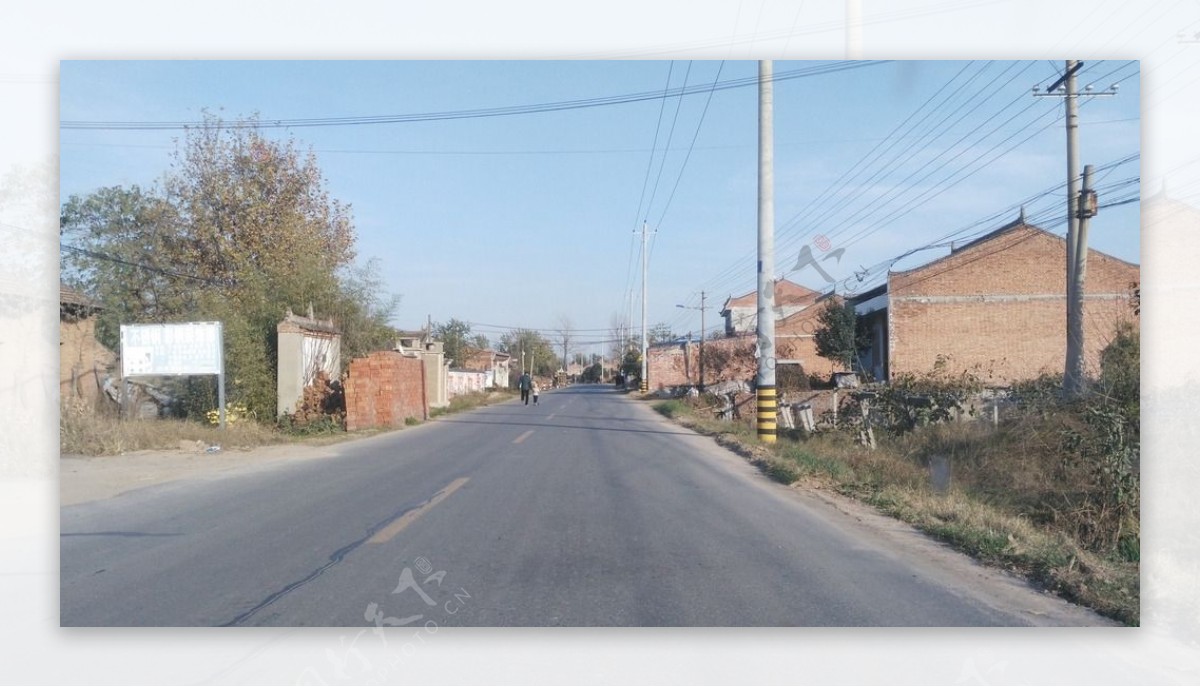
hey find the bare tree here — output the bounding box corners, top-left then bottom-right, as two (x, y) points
(554, 314), (574, 373)
(609, 311), (633, 364)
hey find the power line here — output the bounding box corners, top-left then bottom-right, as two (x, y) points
(653, 61), (727, 232)
(698, 63), (1062, 300)
(61, 61), (892, 131)
(61, 243), (222, 286)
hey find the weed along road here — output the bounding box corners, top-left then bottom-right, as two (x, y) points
(60, 385), (1111, 627)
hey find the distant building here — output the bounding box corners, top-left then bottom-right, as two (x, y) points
(719, 278), (822, 335)
(457, 346), (512, 390)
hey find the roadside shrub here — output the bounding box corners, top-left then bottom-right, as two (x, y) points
(867, 355), (984, 434)
(776, 362), (810, 394)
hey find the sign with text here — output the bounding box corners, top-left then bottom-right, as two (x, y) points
(120, 322), (224, 377)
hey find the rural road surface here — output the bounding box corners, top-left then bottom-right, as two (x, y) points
(60, 385), (1112, 627)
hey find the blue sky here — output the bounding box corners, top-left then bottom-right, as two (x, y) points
(59, 59), (1141, 357)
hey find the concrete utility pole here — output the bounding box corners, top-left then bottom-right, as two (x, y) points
(757, 60), (777, 444)
(1074, 162), (1097, 376)
(675, 290), (708, 390)
(699, 290), (706, 391)
(1034, 61), (1116, 397)
(1062, 60), (1084, 396)
(640, 221), (650, 393)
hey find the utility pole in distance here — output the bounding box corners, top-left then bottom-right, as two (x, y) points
(1034, 61), (1116, 397)
(756, 60), (777, 444)
(699, 290), (706, 391)
(675, 290), (708, 390)
(640, 221), (651, 393)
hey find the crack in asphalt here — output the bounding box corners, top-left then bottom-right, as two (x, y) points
(219, 477), (467, 627)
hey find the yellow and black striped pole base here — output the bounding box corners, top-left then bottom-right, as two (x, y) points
(756, 385), (777, 443)
(640, 379), (649, 392)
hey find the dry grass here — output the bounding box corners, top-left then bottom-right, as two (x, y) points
(63, 388), (519, 457)
(652, 396), (1140, 625)
(430, 389), (514, 417)
(60, 402), (289, 456)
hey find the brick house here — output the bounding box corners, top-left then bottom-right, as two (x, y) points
(458, 346), (512, 389)
(648, 284), (844, 389)
(720, 278), (822, 335)
(59, 283), (116, 410)
(852, 217), (1140, 384)
(775, 291), (846, 377)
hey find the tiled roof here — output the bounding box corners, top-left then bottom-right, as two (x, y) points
(722, 278), (822, 312)
(60, 283), (99, 309)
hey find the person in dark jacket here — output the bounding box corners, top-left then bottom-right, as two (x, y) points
(519, 371), (532, 405)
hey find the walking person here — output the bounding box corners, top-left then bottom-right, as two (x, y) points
(519, 371), (532, 405)
(532, 380), (540, 405)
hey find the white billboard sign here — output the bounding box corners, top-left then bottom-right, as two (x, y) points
(120, 322), (224, 377)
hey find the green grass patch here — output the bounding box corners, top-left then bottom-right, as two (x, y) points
(652, 400), (689, 419)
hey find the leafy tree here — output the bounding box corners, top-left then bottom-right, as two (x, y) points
(470, 334), (491, 350)
(813, 299), (870, 372)
(168, 115), (359, 415)
(434, 318), (474, 368)
(1099, 321), (1139, 433)
(497, 329), (557, 377)
(333, 258), (401, 363)
(60, 113), (397, 420)
(620, 349), (642, 378)
(61, 185), (190, 350)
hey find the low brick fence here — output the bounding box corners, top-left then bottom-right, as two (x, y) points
(344, 351), (429, 431)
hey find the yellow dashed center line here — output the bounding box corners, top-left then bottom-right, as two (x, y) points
(513, 430), (534, 444)
(368, 477), (469, 544)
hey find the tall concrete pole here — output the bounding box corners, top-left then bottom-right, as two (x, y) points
(757, 60), (778, 443)
(1070, 163), (1095, 392)
(699, 290), (706, 391)
(1063, 59), (1084, 396)
(640, 221), (649, 393)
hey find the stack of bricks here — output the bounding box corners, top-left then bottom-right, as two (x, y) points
(344, 351), (429, 431)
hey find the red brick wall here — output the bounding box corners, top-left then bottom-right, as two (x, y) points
(888, 224), (1139, 384)
(776, 299), (847, 377)
(344, 351), (429, 431)
(646, 334), (776, 389)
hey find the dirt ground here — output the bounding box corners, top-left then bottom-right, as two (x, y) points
(60, 440), (343, 506)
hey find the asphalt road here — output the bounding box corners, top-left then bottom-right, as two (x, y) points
(60, 385), (1109, 627)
